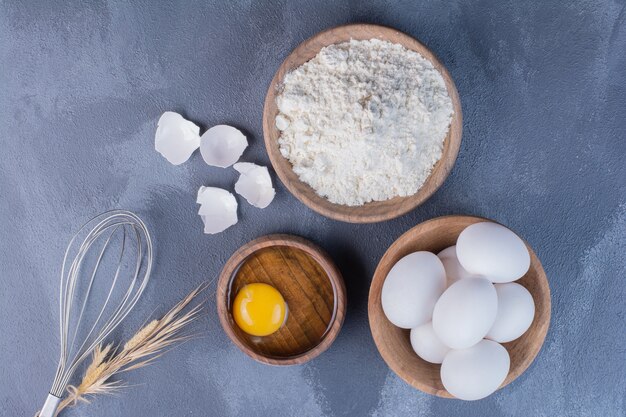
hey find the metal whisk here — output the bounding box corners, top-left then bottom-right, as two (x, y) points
(38, 210), (153, 417)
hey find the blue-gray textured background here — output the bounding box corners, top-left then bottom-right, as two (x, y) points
(1, 0), (625, 416)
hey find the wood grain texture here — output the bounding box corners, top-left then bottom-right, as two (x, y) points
(217, 234), (346, 365)
(263, 23), (463, 223)
(368, 215), (551, 398)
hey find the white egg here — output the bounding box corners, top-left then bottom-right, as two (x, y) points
(432, 277), (498, 349)
(410, 322), (450, 364)
(486, 283), (535, 343)
(456, 222), (531, 283)
(441, 339), (510, 401)
(381, 252), (446, 329)
(437, 245), (474, 287)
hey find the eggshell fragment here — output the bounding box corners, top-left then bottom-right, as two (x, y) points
(154, 111), (201, 165)
(196, 186), (238, 234)
(441, 340), (510, 401)
(410, 322), (450, 364)
(437, 245), (474, 288)
(456, 222), (531, 283)
(200, 125), (248, 168)
(381, 252), (446, 329)
(432, 277), (498, 349)
(233, 162), (275, 208)
(486, 283), (535, 343)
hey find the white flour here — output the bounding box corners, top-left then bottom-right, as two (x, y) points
(275, 39), (454, 206)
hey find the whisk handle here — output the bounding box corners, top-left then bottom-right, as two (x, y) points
(38, 393), (61, 417)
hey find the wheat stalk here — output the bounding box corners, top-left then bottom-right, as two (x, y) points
(53, 283), (208, 416)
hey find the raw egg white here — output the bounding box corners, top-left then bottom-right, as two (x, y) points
(437, 245), (474, 288)
(456, 222), (530, 283)
(441, 339), (510, 401)
(432, 277), (498, 349)
(486, 283), (535, 343)
(410, 322), (450, 364)
(381, 252), (446, 329)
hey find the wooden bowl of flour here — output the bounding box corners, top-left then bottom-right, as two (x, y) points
(263, 24), (462, 223)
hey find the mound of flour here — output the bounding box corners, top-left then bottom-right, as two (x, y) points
(275, 39), (454, 206)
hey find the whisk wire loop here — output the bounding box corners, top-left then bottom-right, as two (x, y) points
(43, 210), (152, 411)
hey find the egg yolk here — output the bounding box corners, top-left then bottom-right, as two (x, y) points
(233, 283), (287, 337)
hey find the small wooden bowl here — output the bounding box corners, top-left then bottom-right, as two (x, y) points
(368, 215), (551, 398)
(217, 234), (346, 365)
(263, 24), (463, 223)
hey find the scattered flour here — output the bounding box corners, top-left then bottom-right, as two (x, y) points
(276, 39), (454, 206)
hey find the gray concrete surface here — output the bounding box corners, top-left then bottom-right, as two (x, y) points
(1, 0), (625, 416)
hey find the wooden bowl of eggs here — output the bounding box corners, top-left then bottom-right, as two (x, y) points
(368, 215), (551, 400)
(217, 234), (346, 365)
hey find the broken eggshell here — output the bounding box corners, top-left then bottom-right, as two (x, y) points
(200, 125), (248, 168)
(155, 112), (201, 165)
(233, 162), (275, 209)
(196, 186), (238, 234)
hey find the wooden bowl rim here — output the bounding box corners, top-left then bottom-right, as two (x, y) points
(216, 234), (346, 366)
(262, 23), (463, 223)
(367, 215), (551, 397)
